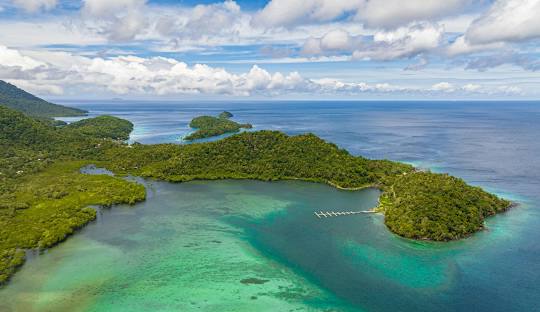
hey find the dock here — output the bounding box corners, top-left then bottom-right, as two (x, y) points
(314, 210), (374, 218)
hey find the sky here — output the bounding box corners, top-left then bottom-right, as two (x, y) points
(0, 0), (539, 100)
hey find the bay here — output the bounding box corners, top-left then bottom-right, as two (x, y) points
(2, 100), (539, 311)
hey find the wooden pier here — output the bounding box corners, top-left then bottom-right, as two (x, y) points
(314, 210), (374, 218)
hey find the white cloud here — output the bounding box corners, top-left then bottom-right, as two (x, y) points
(426, 82), (523, 95)
(153, 0), (248, 47)
(466, 0), (540, 44)
(0, 20), (106, 47)
(464, 53), (540, 71)
(447, 35), (505, 56)
(10, 80), (64, 95)
(353, 22), (444, 60)
(302, 29), (355, 55)
(253, 0), (362, 28)
(0, 45), (45, 70)
(0, 45), (310, 96)
(463, 83), (481, 92)
(320, 29), (352, 51)
(355, 0), (471, 29)
(302, 23), (443, 60)
(11, 0), (57, 13)
(77, 0), (254, 46)
(82, 0), (146, 17)
(430, 82), (455, 92)
(254, 0), (471, 29)
(81, 0), (148, 41)
(439, 14), (478, 33)
(0, 44), (532, 98)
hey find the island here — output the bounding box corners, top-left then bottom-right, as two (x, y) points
(184, 111), (252, 141)
(65, 115), (134, 141)
(0, 86), (512, 286)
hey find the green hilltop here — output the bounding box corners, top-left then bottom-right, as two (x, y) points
(0, 80), (87, 118)
(185, 111), (252, 140)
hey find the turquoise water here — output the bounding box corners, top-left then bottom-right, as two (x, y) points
(0, 181), (379, 311)
(2, 101), (540, 311)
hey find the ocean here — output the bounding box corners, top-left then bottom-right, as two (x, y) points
(1, 100), (539, 311)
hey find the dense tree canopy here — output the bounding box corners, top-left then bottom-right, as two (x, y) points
(66, 115), (133, 140)
(185, 112), (252, 140)
(0, 107), (144, 284)
(219, 111), (234, 119)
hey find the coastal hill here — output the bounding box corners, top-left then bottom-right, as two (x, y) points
(0, 99), (510, 284)
(65, 116), (133, 141)
(0, 80), (87, 118)
(185, 111), (252, 140)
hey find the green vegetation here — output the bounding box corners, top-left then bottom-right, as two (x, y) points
(104, 131), (410, 188)
(101, 131), (509, 242)
(0, 99), (511, 285)
(0, 162), (145, 284)
(0, 106), (145, 284)
(66, 115), (133, 140)
(185, 112), (252, 140)
(379, 172), (510, 241)
(219, 111), (233, 119)
(0, 80), (87, 118)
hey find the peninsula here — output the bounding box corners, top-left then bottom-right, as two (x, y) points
(184, 111), (252, 140)
(0, 89), (511, 285)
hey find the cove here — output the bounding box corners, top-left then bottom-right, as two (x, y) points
(0, 179), (534, 311)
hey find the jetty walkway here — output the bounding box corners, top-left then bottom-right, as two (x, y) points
(314, 210), (374, 218)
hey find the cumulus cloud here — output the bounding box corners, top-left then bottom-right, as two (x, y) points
(0, 45), (45, 70)
(301, 29), (357, 55)
(355, 0), (471, 29)
(81, 0), (148, 41)
(302, 23), (443, 60)
(253, 0), (362, 28)
(465, 53), (540, 71)
(0, 45), (309, 96)
(446, 35), (505, 56)
(154, 0), (250, 48)
(82, 0), (145, 17)
(465, 0), (540, 44)
(354, 22), (444, 60)
(77, 0), (253, 46)
(430, 82), (455, 92)
(10, 0), (57, 13)
(254, 0), (471, 29)
(0, 45), (529, 98)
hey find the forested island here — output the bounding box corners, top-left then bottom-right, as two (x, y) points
(0, 88), (511, 285)
(184, 111), (252, 140)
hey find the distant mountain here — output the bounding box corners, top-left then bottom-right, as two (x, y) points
(0, 80), (87, 118)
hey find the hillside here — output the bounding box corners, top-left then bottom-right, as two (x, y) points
(0, 80), (87, 118)
(66, 115), (133, 140)
(185, 111), (252, 140)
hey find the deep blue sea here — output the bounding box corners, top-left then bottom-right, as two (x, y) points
(6, 100), (539, 311)
(58, 100), (540, 196)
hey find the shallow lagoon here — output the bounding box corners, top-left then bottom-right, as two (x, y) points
(0, 181), (379, 311)
(3, 101), (540, 311)
(1, 179), (535, 312)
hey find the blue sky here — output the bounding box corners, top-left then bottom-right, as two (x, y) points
(0, 0), (538, 100)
